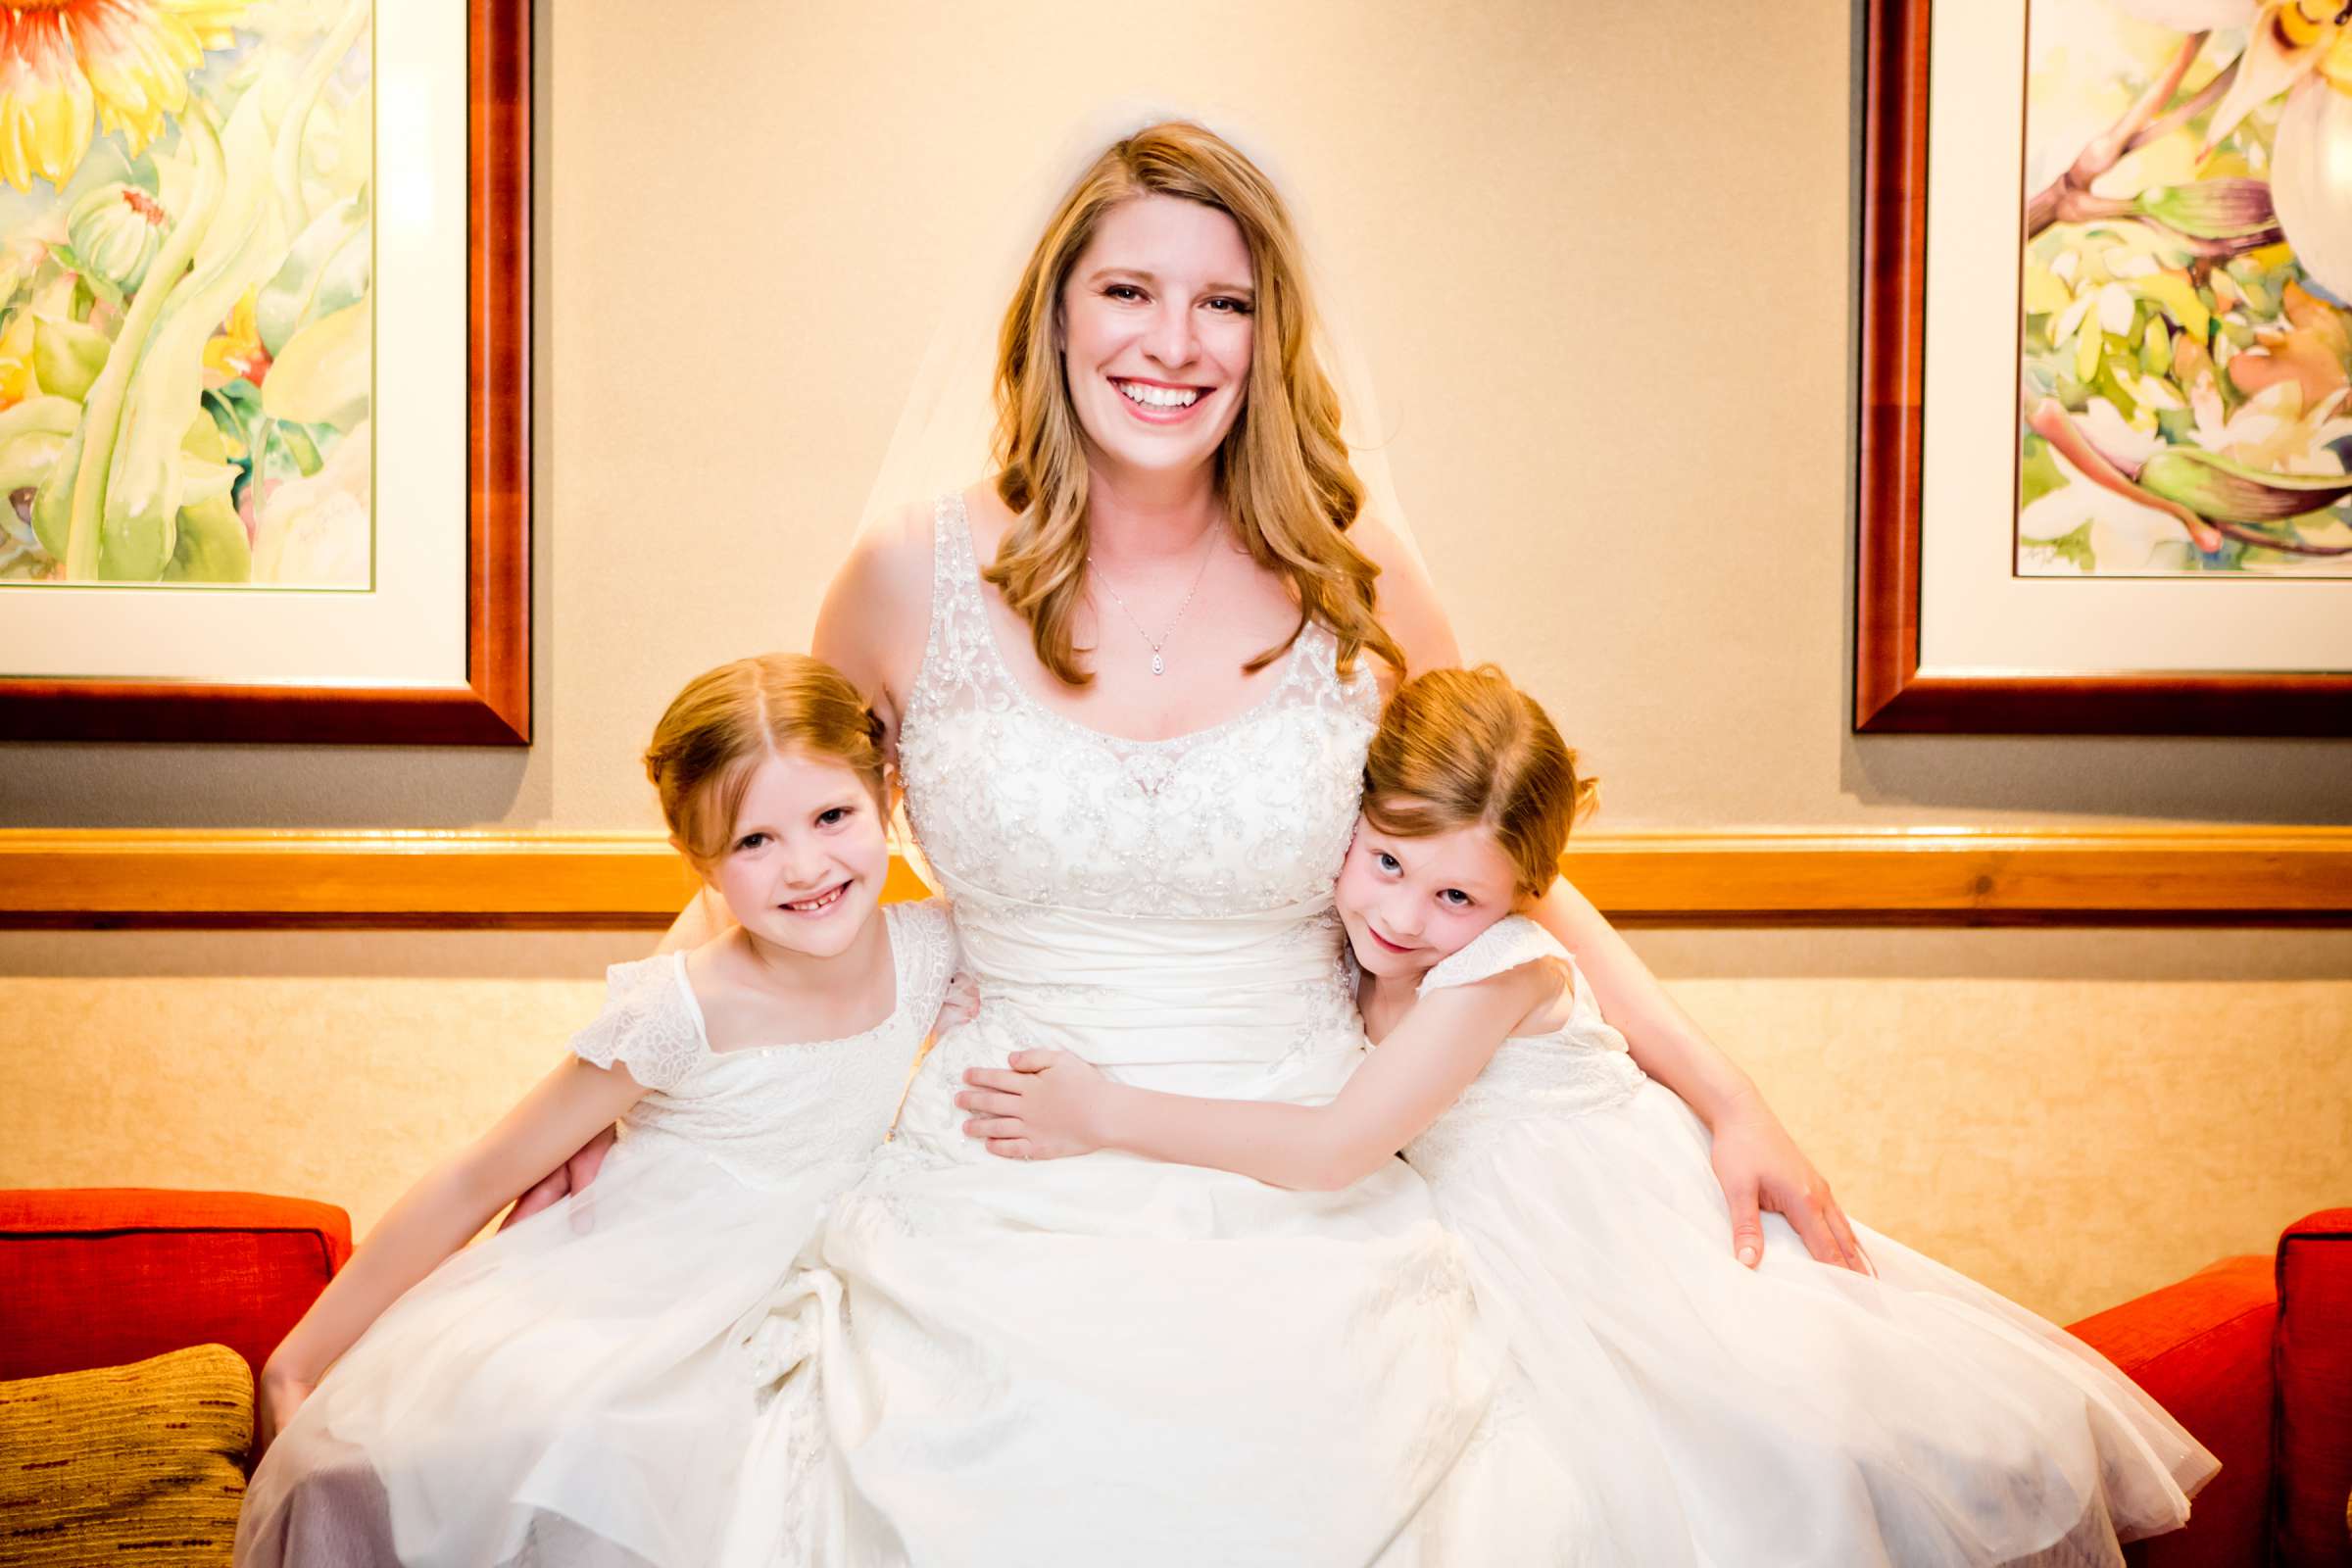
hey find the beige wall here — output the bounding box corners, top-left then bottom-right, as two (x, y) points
(2, 1), (2347, 1329)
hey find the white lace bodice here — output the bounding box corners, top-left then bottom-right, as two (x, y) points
(897, 493), (1379, 919)
(883, 493), (1382, 1111)
(567, 900), (956, 1188)
(1401, 914), (1647, 1181)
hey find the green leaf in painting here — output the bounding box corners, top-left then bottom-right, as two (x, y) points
(2025, 518), (2096, 573)
(2137, 447), (2352, 525)
(256, 195), (368, 357)
(261, 294), (368, 431)
(31, 314), (112, 402)
(2019, 435), (2071, 509)
(278, 420), (323, 477)
(161, 492), (250, 582)
(29, 422), (83, 560)
(203, 381), (259, 459)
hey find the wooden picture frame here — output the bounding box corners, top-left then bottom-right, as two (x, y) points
(1855, 0), (2352, 736)
(0, 1), (530, 745)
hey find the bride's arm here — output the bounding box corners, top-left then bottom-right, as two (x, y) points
(813, 497), (935, 753)
(1352, 513), (1868, 1273)
(955, 963), (1560, 1189)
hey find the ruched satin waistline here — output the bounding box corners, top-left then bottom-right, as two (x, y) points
(932, 871), (1361, 1073)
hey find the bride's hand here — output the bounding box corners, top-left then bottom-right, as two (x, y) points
(1706, 1092), (1871, 1275)
(933, 971), (981, 1036)
(956, 1049), (1110, 1161)
(498, 1123), (615, 1231)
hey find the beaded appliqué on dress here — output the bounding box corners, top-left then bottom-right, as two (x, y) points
(568, 902), (956, 1191)
(896, 493), (1378, 919)
(1401, 914), (1647, 1183)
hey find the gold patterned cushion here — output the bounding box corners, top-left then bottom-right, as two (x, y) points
(0, 1344), (251, 1565)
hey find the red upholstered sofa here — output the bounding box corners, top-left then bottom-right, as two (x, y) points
(0, 1188), (349, 1391)
(2, 1190), (2345, 1566)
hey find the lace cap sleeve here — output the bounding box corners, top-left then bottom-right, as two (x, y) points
(888, 898), (959, 1030)
(568, 954), (707, 1093)
(1416, 914), (1574, 999)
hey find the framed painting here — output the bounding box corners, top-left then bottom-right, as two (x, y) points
(0, 0), (527, 744)
(1857, 0), (2352, 734)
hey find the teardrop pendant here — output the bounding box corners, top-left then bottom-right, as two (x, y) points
(1151, 653), (1165, 676)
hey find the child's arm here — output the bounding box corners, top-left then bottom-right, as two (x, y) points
(956, 960), (1561, 1191)
(1528, 878), (1867, 1272)
(498, 893), (727, 1231)
(256, 1057), (649, 1452)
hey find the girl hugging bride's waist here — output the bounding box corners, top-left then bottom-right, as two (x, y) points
(883, 994), (1366, 1164)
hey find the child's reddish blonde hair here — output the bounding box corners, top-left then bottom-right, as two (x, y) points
(643, 654), (888, 865)
(1361, 665), (1596, 901)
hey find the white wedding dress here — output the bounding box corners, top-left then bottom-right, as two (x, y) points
(808, 495), (1535, 1565)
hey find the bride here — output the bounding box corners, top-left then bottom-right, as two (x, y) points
(802, 120), (1865, 1563)
(547, 119), (1869, 1562)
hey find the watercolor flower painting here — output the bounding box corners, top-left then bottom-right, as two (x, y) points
(0, 0), (368, 587)
(2019, 0), (2352, 576)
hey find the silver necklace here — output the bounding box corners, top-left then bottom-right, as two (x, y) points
(1089, 525), (1220, 677)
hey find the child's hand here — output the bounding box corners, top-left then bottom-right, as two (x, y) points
(933, 971), (981, 1036)
(255, 1361), (315, 1459)
(956, 1049), (1111, 1160)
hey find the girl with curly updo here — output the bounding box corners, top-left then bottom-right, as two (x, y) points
(238, 654), (956, 1567)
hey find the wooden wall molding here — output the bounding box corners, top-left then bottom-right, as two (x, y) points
(2, 827), (2346, 928)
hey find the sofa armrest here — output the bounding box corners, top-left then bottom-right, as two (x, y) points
(2069, 1253), (2277, 1568)
(2276, 1208), (2352, 1568)
(0, 1188), (351, 1384)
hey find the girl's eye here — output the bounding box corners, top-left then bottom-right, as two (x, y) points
(1374, 852), (1400, 873)
(736, 832), (769, 852)
(1204, 296), (1252, 315)
(1439, 889), (1473, 909)
(817, 807), (852, 828)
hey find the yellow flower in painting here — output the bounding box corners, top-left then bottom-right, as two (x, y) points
(0, 311), (38, 409)
(0, 0), (253, 193)
(201, 282), (267, 390)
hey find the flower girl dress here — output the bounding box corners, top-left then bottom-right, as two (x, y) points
(236, 899), (955, 1568)
(1401, 914), (2220, 1568)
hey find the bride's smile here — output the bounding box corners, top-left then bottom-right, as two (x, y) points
(1059, 192), (1252, 480)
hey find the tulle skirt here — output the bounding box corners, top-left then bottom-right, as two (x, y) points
(236, 1132), (852, 1568)
(1422, 1081), (2220, 1568)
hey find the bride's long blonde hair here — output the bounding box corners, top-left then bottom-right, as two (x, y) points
(988, 122), (1403, 687)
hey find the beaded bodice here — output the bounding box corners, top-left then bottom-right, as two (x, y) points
(881, 493), (1382, 1109)
(896, 493), (1379, 920)
(567, 900), (955, 1189)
